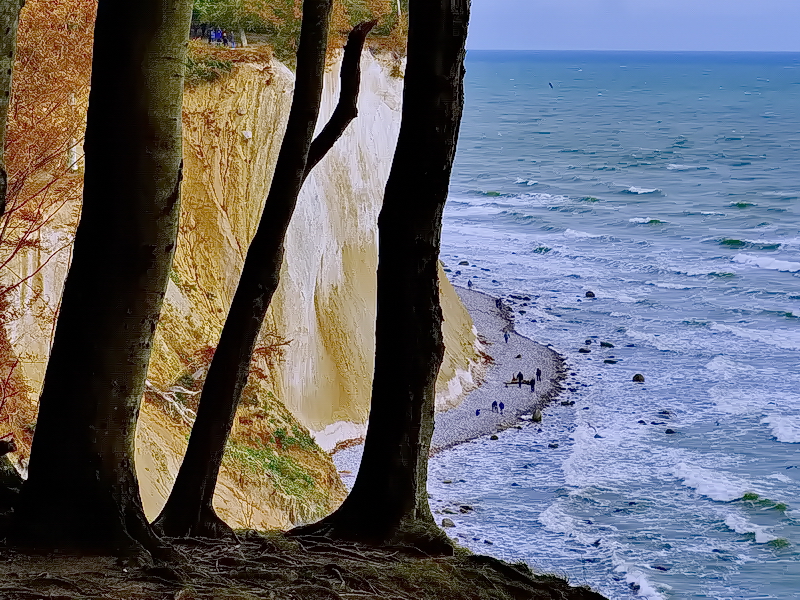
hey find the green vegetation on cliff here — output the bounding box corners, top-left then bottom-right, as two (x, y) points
(193, 0), (408, 63)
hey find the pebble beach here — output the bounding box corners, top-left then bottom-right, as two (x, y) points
(332, 286), (567, 487)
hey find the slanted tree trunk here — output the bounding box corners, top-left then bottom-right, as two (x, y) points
(0, 0), (25, 216)
(291, 0), (470, 549)
(13, 0), (193, 555)
(154, 0), (353, 539)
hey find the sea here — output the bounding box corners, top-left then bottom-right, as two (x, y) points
(432, 51), (800, 599)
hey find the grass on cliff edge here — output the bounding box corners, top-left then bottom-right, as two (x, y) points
(0, 531), (607, 599)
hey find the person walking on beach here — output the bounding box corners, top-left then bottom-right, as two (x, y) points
(530, 378), (535, 392)
(499, 402), (505, 415)
(475, 409), (481, 416)
(504, 331), (509, 343)
(536, 367), (542, 382)
(517, 371), (524, 388)
(491, 400), (498, 413)
(467, 279), (473, 289)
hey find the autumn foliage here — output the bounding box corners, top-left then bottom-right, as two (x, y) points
(0, 0), (97, 464)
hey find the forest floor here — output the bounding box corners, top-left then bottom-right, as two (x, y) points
(0, 531), (607, 599)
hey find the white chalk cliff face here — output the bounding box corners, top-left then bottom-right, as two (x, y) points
(2, 51), (482, 527)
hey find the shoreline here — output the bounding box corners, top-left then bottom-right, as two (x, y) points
(430, 286), (566, 453)
(332, 286), (567, 485)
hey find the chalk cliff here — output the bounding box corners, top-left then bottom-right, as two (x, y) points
(1, 52), (482, 529)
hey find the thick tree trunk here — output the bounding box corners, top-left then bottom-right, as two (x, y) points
(13, 0), (192, 555)
(153, 0), (334, 539)
(291, 0), (470, 549)
(0, 0), (25, 217)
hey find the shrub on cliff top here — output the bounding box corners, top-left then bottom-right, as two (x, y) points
(193, 0), (408, 64)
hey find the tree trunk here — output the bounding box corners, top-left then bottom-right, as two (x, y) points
(238, 28), (247, 47)
(291, 0), (470, 549)
(0, 0), (25, 217)
(13, 0), (193, 555)
(153, 0), (334, 539)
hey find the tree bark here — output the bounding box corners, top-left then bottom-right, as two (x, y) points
(153, 0), (335, 539)
(0, 0), (25, 217)
(13, 0), (193, 555)
(291, 0), (470, 549)
(304, 19), (375, 175)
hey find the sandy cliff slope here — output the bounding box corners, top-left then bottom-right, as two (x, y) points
(1, 51), (482, 529)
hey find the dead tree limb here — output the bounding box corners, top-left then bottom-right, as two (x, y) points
(304, 20), (377, 177)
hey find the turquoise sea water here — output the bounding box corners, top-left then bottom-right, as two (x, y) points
(434, 51), (800, 599)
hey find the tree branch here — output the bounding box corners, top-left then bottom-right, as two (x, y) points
(303, 20), (377, 178)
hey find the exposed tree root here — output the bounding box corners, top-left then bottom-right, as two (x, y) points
(0, 530), (608, 600)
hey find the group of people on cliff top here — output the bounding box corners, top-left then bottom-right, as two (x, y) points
(192, 23), (234, 48)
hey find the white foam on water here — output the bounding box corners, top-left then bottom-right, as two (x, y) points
(644, 281), (694, 289)
(710, 322), (800, 350)
(761, 415), (800, 443)
(708, 385), (765, 415)
(732, 253), (800, 273)
(627, 186), (661, 194)
(614, 564), (667, 600)
(672, 463), (749, 502)
(767, 472), (794, 484)
(625, 329), (677, 351)
(514, 177), (538, 186)
(537, 502), (598, 545)
(704, 356), (755, 381)
(700, 211), (726, 215)
(563, 228), (603, 239)
(761, 191), (798, 198)
(667, 163), (695, 171)
(629, 217), (651, 223)
(723, 513), (778, 544)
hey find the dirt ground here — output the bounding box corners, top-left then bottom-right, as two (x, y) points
(0, 532), (607, 600)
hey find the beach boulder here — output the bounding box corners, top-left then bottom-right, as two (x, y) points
(585, 291), (596, 298)
(441, 518), (455, 528)
(633, 373), (645, 383)
(579, 348), (591, 353)
(600, 341), (614, 348)
(532, 409), (542, 422)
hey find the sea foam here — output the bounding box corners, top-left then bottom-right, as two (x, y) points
(732, 253), (800, 272)
(761, 415), (800, 443)
(724, 513), (777, 544)
(672, 463), (748, 502)
(625, 186), (661, 194)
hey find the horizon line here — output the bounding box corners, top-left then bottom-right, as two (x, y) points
(465, 48), (800, 54)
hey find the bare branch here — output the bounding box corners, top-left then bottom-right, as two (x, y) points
(304, 20), (377, 178)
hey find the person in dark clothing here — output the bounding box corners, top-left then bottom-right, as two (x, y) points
(475, 409), (481, 416)
(222, 30), (229, 46)
(503, 331), (509, 343)
(536, 367), (542, 381)
(467, 279), (473, 289)
(517, 371), (524, 388)
(499, 402), (505, 415)
(530, 378), (535, 392)
(491, 400), (498, 413)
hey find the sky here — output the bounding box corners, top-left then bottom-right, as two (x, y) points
(466, 0), (800, 52)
